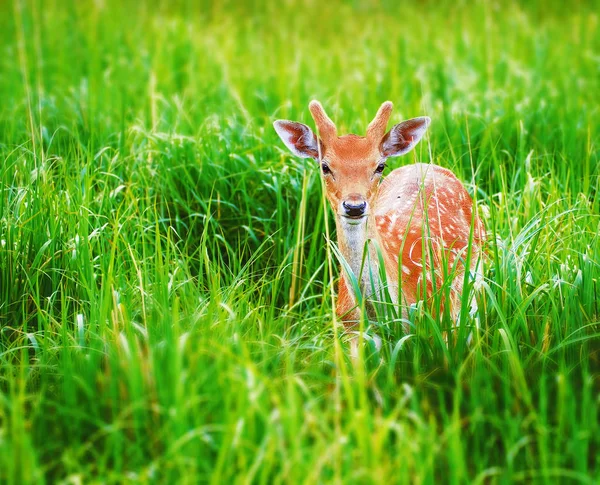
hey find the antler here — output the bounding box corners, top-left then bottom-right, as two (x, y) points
(366, 101), (393, 141)
(308, 100), (337, 144)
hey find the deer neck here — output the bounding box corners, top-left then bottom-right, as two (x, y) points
(336, 215), (379, 289)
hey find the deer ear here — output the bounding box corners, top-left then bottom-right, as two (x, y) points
(380, 117), (430, 158)
(273, 120), (321, 160)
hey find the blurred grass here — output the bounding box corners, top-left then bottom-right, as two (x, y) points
(0, 0), (599, 483)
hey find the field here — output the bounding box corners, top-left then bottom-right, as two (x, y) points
(1, 0), (599, 483)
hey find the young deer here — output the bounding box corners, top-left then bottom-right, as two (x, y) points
(274, 101), (484, 340)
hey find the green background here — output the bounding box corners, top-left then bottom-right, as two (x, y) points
(1, 0), (599, 483)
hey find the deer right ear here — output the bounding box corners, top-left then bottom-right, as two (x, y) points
(273, 120), (321, 160)
(380, 117), (430, 158)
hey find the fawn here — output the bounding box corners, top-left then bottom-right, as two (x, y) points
(274, 101), (485, 341)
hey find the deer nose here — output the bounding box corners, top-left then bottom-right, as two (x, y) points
(342, 200), (367, 217)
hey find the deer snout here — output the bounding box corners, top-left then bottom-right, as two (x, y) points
(342, 195), (367, 218)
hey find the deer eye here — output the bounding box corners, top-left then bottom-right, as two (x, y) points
(321, 163), (332, 175)
(374, 163), (386, 174)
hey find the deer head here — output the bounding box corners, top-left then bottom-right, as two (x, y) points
(274, 101), (430, 225)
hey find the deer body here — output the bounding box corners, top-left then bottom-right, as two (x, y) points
(337, 162), (485, 324)
(274, 101), (484, 331)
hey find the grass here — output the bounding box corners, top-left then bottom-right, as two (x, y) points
(0, 0), (599, 482)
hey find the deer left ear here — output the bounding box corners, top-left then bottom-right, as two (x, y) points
(273, 120), (321, 160)
(380, 117), (430, 158)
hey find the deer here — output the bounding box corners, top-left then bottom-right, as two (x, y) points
(273, 101), (485, 352)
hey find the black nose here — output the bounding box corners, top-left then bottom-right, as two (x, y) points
(343, 200), (367, 217)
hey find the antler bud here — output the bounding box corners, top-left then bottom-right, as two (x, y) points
(366, 101), (394, 141)
(308, 100), (337, 144)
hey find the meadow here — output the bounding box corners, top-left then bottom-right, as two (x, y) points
(1, 0), (599, 483)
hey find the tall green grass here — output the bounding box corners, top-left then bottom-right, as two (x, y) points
(1, 0), (599, 482)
